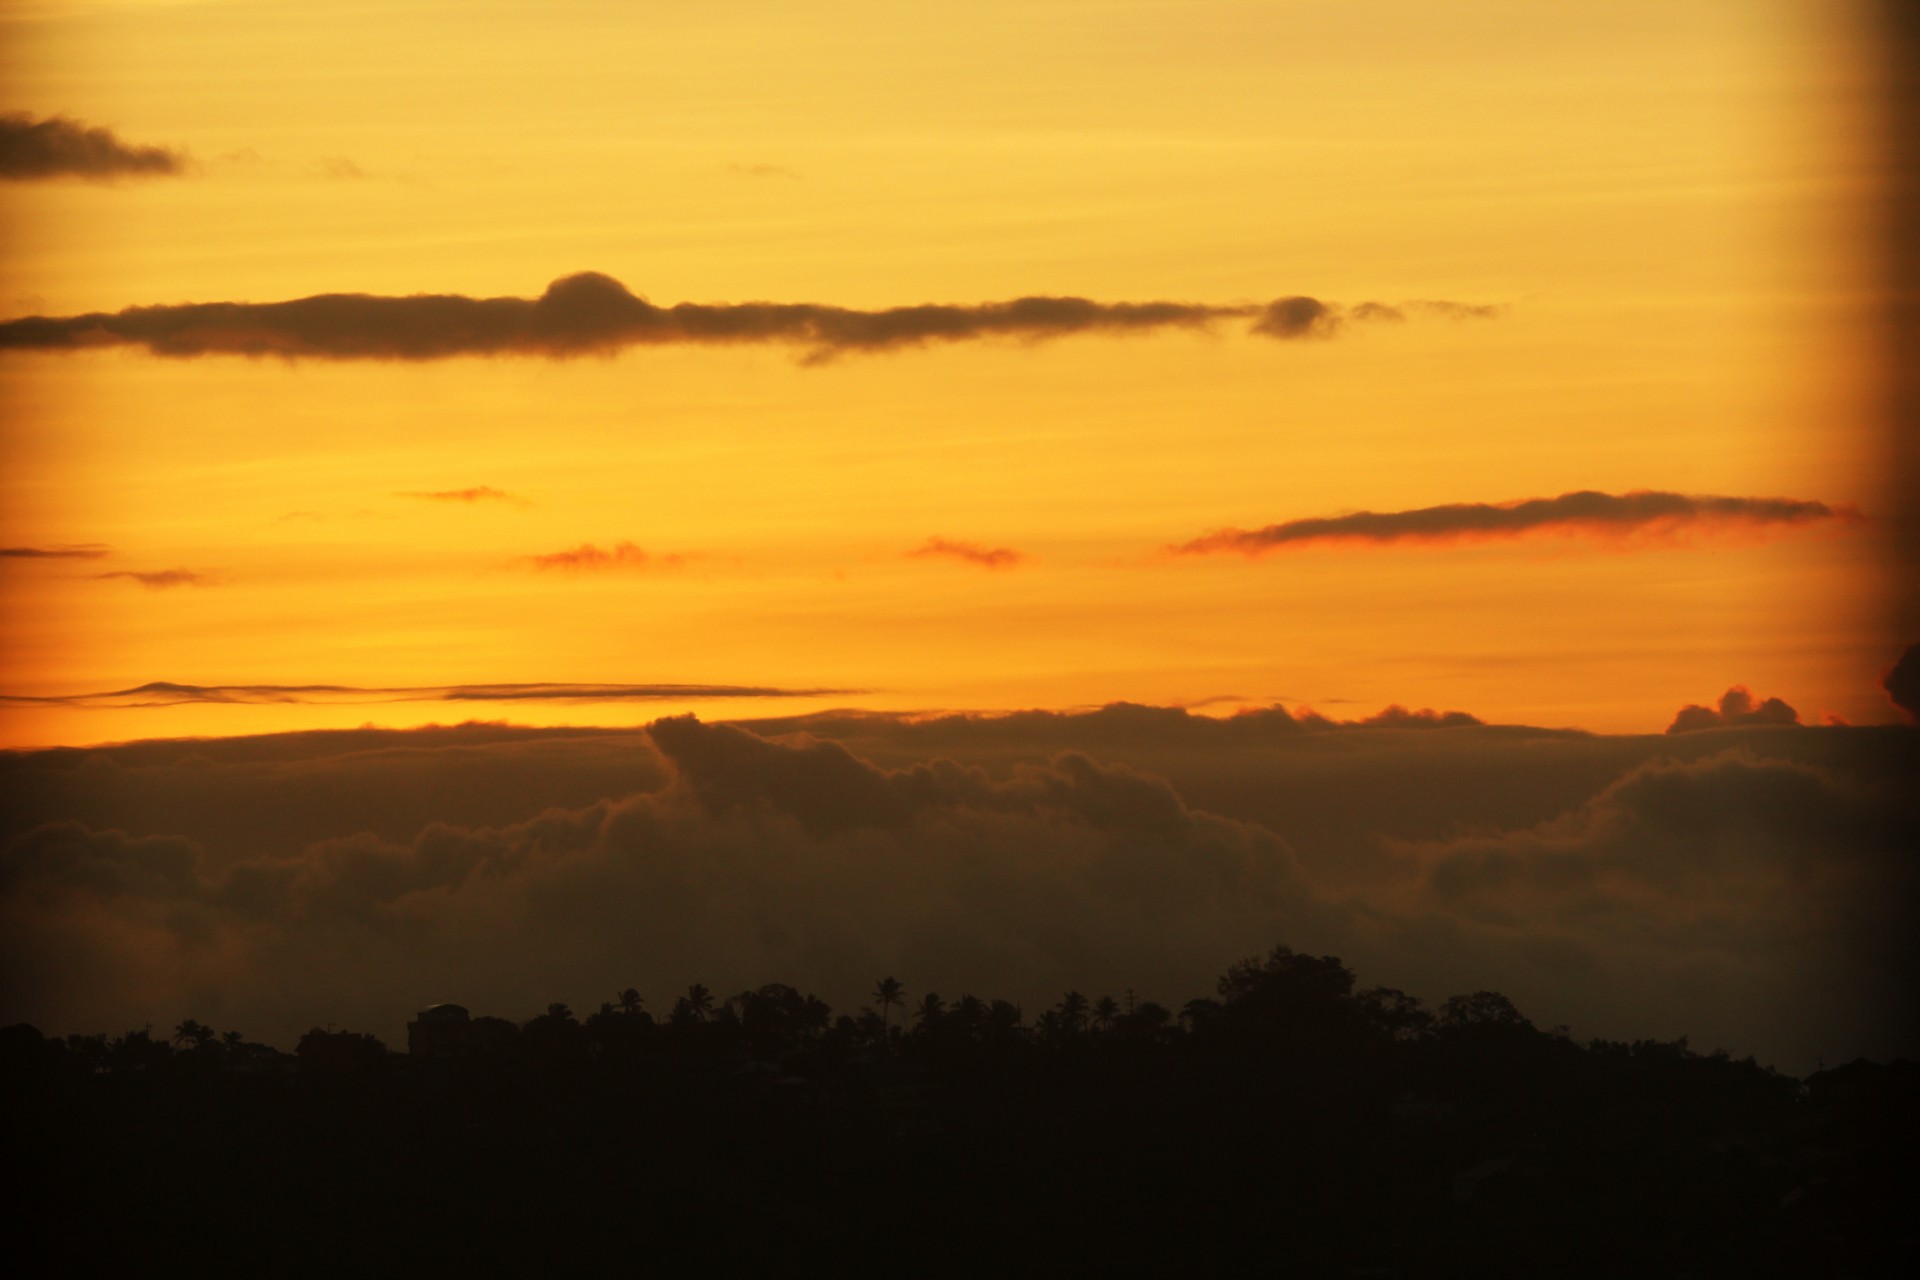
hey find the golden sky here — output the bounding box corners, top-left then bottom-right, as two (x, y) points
(0, 0), (1898, 746)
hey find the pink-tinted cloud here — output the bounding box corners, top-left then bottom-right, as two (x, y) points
(398, 486), (520, 504)
(92, 569), (211, 589)
(907, 537), (1026, 570)
(528, 541), (685, 572)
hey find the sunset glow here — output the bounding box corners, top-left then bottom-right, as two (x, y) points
(0, 0), (1897, 747)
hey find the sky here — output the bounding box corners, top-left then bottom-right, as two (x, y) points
(1, 0), (1913, 1069)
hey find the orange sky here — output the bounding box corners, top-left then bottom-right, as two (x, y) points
(0, 0), (1898, 747)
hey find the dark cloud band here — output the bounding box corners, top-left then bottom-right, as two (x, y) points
(1175, 490), (1854, 555)
(1, 544), (110, 560)
(0, 681), (859, 710)
(0, 273), (1491, 362)
(1, 113), (186, 181)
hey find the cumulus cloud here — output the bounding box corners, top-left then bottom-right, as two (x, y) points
(907, 537), (1025, 569)
(1, 544), (109, 560)
(0, 272), (1495, 363)
(1413, 749), (1918, 1060)
(1666, 686), (1801, 734)
(1174, 490), (1854, 555)
(1, 707), (1911, 1069)
(92, 569), (210, 589)
(0, 113), (186, 181)
(397, 486), (520, 504)
(1885, 643), (1920, 722)
(0, 681), (851, 711)
(0, 718), (1310, 1049)
(528, 541), (686, 571)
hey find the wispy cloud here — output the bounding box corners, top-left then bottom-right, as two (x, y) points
(0, 113), (186, 181)
(0, 272), (1495, 363)
(1, 543), (110, 560)
(0, 680), (859, 710)
(1175, 490), (1855, 556)
(528, 541), (687, 571)
(907, 537), (1026, 570)
(398, 486), (522, 504)
(92, 569), (212, 589)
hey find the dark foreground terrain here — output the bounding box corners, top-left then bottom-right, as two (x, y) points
(7, 946), (1915, 1277)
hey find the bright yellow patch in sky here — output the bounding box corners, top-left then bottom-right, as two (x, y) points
(0, 0), (1895, 745)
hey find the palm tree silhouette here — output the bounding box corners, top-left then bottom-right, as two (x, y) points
(1093, 996), (1120, 1034)
(685, 983), (713, 1021)
(617, 988), (644, 1017)
(873, 977), (905, 1034)
(172, 1019), (214, 1049)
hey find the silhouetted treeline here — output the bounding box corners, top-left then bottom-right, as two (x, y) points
(5, 945), (1913, 1277)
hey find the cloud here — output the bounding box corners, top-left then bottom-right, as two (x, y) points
(397, 486), (519, 504)
(0, 708), (1911, 1069)
(92, 569), (210, 589)
(0, 272), (1496, 363)
(1666, 686), (1801, 734)
(0, 113), (186, 181)
(1885, 644), (1920, 722)
(1350, 705), (1484, 729)
(0, 718), (1309, 1050)
(0, 681), (854, 710)
(1, 544), (110, 560)
(1413, 749), (1918, 1061)
(907, 537), (1025, 570)
(528, 541), (686, 571)
(1174, 490), (1855, 555)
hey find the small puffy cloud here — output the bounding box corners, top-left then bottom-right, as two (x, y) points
(528, 541), (685, 571)
(907, 537), (1025, 570)
(92, 569), (210, 589)
(1175, 490), (1854, 556)
(0, 272), (1496, 363)
(0, 113), (186, 181)
(1352, 705), (1483, 729)
(1666, 686), (1801, 734)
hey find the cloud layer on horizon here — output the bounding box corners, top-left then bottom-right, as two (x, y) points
(1175, 490), (1853, 555)
(0, 272), (1493, 362)
(1, 706), (1911, 1072)
(0, 113), (186, 182)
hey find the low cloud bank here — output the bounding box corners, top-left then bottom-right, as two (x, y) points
(1176, 490), (1853, 555)
(1, 708), (1911, 1070)
(0, 272), (1493, 362)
